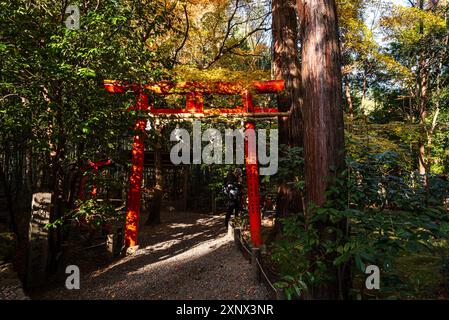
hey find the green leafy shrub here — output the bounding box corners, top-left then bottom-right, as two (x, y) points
(271, 148), (449, 299)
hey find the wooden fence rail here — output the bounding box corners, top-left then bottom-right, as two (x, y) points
(230, 224), (285, 300)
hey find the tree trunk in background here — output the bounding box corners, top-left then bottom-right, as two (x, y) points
(299, 0), (348, 299)
(45, 84), (66, 273)
(344, 77), (354, 118)
(361, 70), (367, 114)
(272, 0), (303, 227)
(272, 0), (302, 146)
(418, 60), (428, 177)
(417, 0), (428, 179)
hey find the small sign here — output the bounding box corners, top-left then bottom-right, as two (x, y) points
(26, 193), (52, 288)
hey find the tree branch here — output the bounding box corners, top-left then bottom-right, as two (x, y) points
(204, 9), (271, 69)
(172, 4), (190, 67)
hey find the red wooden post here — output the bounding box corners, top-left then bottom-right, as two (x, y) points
(243, 91), (262, 247)
(186, 92), (196, 113)
(194, 92), (203, 113)
(125, 91), (149, 248)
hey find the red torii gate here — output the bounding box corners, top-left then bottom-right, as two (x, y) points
(104, 79), (284, 249)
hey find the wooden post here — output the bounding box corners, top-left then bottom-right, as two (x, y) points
(124, 92), (149, 249)
(251, 247), (261, 283)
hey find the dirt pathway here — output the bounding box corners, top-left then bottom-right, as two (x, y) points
(32, 211), (270, 300)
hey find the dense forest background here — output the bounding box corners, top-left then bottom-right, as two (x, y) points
(1, 0), (449, 300)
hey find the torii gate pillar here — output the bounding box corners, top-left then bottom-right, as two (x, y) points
(243, 91), (262, 247)
(125, 91), (149, 248)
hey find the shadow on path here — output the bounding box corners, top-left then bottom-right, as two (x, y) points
(31, 211), (270, 300)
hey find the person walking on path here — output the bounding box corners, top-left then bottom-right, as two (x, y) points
(223, 168), (243, 227)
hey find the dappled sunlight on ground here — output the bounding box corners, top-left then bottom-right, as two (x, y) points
(31, 210), (270, 300)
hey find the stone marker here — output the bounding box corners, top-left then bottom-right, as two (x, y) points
(26, 193), (52, 288)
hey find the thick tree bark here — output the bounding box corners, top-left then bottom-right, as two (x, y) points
(272, 0), (302, 146)
(299, 0), (348, 299)
(301, 0), (345, 206)
(272, 0), (303, 227)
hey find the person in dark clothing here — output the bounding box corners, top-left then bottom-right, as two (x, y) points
(223, 168), (243, 227)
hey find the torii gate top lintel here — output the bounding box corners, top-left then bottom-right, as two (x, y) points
(104, 79), (285, 115)
(104, 79), (284, 95)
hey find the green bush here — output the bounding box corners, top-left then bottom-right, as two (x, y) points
(271, 149), (449, 299)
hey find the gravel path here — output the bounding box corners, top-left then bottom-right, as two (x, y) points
(0, 263), (29, 300)
(32, 211), (270, 300)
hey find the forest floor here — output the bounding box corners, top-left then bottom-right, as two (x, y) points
(30, 210), (271, 300)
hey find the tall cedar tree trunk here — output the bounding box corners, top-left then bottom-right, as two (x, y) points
(272, 0), (302, 146)
(298, 0), (348, 299)
(272, 0), (303, 227)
